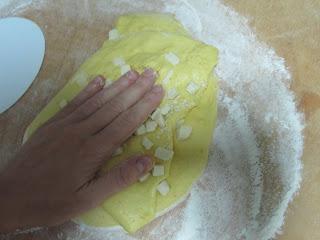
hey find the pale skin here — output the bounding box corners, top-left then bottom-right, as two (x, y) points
(0, 68), (164, 233)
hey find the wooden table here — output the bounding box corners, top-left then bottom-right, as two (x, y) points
(0, 0), (319, 239)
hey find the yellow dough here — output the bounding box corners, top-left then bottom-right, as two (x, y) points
(24, 13), (218, 233)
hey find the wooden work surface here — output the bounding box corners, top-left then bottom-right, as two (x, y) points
(0, 0), (319, 239)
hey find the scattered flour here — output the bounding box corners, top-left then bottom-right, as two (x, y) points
(0, 0), (303, 240)
(0, 0), (33, 15)
(164, 1), (303, 239)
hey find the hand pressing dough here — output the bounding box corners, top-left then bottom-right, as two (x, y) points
(24, 13), (218, 233)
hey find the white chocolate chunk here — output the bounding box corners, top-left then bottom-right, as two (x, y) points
(152, 165), (165, 177)
(167, 88), (179, 99)
(121, 64), (131, 75)
(112, 147), (123, 156)
(142, 137), (154, 150)
(59, 99), (67, 109)
(151, 108), (162, 120)
(136, 124), (147, 135)
(113, 57), (126, 66)
(160, 105), (171, 115)
(156, 114), (165, 128)
(146, 120), (158, 132)
(109, 29), (120, 40)
(139, 173), (151, 182)
(186, 81), (200, 94)
(151, 108), (165, 128)
(155, 147), (174, 161)
(165, 52), (180, 65)
(162, 69), (174, 85)
(177, 125), (193, 140)
(157, 180), (170, 196)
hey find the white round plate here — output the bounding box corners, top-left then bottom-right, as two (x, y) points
(0, 17), (45, 113)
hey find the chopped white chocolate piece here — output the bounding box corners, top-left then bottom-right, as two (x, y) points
(146, 120), (158, 132)
(157, 180), (170, 196)
(113, 57), (126, 66)
(139, 173), (151, 182)
(167, 88), (179, 100)
(151, 108), (165, 128)
(156, 114), (165, 128)
(155, 147), (174, 161)
(165, 52), (180, 65)
(142, 137), (154, 150)
(162, 69), (174, 85)
(186, 81), (200, 94)
(109, 29), (120, 40)
(59, 99), (67, 109)
(112, 147), (123, 156)
(136, 124), (147, 135)
(120, 64), (131, 75)
(160, 105), (171, 115)
(177, 125), (193, 140)
(152, 165), (165, 177)
(151, 108), (162, 120)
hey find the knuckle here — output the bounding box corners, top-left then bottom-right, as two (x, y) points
(142, 93), (160, 109)
(75, 106), (92, 119)
(89, 96), (105, 110)
(143, 93), (156, 103)
(75, 96), (103, 118)
(84, 140), (110, 159)
(109, 99), (126, 114)
(118, 112), (138, 128)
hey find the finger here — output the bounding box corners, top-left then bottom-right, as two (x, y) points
(46, 75), (105, 125)
(80, 155), (153, 206)
(66, 70), (140, 124)
(91, 85), (164, 154)
(81, 68), (157, 135)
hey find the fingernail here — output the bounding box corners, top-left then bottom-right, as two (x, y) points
(93, 76), (105, 87)
(136, 157), (152, 173)
(151, 85), (163, 94)
(143, 68), (156, 77)
(126, 70), (138, 80)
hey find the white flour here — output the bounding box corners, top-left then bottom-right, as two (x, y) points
(0, 0), (32, 15)
(0, 0), (303, 240)
(164, 1), (303, 239)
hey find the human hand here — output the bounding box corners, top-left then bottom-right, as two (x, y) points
(0, 68), (164, 233)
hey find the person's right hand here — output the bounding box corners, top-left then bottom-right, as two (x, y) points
(0, 68), (164, 233)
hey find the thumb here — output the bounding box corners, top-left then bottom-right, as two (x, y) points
(82, 155), (153, 206)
